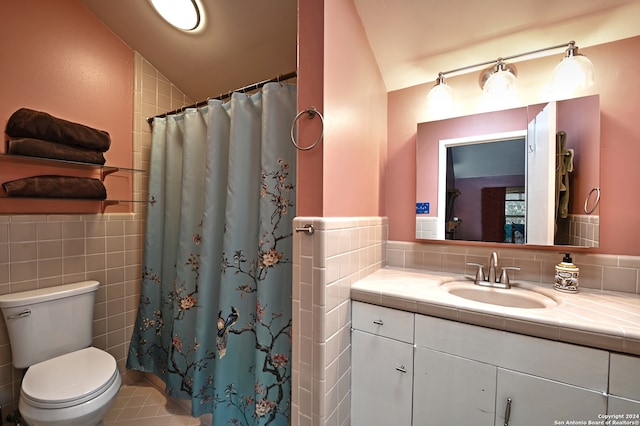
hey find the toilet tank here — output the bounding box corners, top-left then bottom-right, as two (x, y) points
(0, 281), (100, 368)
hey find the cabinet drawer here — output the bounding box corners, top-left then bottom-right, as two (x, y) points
(352, 301), (414, 343)
(610, 353), (640, 400)
(415, 314), (609, 392)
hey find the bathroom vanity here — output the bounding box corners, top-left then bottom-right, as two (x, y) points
(350, 267), (640, 426)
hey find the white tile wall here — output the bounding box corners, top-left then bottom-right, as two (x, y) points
(292, 217), (387, 426)
(415, 216), (439, 239)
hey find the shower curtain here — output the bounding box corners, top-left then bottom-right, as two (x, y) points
(127, 83), (297, 424)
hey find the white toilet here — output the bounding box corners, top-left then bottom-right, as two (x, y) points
(0, 281), (122, 426)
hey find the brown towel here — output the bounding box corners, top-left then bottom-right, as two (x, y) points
(5, 108), (111, 152)
(8, 138), (106, 165)
(3, 175), (107, 200)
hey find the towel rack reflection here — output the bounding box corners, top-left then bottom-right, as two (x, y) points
(584, 187), (600, 214)
(290, 107), (324, 151)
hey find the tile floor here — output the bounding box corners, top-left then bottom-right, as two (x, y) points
(104, 382), (212, 426)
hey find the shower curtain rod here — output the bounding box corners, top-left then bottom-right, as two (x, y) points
(147, 71), (297, 123)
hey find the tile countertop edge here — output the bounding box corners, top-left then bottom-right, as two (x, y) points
(350, 266), (640, 356)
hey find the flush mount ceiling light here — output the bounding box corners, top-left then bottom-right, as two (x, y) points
(150, 0), (202, 31)
(425, 40), (595, 116)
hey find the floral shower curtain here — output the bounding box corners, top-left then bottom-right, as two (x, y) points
(127, 83), (297, 424)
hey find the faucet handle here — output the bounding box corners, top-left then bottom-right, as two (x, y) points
(499, 266), (521, 286)
(466, 262), (485, 283)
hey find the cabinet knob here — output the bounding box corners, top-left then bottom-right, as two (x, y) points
(372, 319), (384, 325)
(395, 365), (407, 373)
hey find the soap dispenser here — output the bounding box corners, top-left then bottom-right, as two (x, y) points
(554, 253), (579, 293)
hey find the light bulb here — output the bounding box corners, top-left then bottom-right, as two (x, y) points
(551, 54), (594, 98)
(426, 75), (458, 119)
(481, 64), (518, 110)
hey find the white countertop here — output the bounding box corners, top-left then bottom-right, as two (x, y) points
(351, 267), (640, 356)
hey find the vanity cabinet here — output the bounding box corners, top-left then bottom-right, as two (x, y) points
(414, 314), (609, 425)
(352, 301), (639, 425)
(351, 302), (414, 426)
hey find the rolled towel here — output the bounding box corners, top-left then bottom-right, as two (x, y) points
(3, 175), (107, 200)
(5, 108), (111, 152)
(8, 138), (106, 165)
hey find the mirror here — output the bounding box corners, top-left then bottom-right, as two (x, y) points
(416, 94), (600, 247)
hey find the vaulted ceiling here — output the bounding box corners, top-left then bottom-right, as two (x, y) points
(79, 0), (640, 101)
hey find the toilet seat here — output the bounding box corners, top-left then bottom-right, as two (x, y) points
(21, 347), (118, 409)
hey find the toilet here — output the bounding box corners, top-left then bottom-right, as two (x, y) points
(0, 281), (121, 426)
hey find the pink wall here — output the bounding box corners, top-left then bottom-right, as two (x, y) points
(296, 0), (325, 217)
(297, 0), (388, 217)
(388, 36), (640, 256)
(0, 0), (134, 213)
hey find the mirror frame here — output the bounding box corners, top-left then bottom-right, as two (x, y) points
(436, 130), (527, 240)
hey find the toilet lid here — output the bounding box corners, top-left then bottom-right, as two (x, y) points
(22, 347), (118, 408)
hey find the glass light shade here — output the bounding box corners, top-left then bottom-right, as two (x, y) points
(426, 82), (457, 119)
(551, 54), (594, 97)
(481, 68), (518, 110)
(150, 0), (201, 31)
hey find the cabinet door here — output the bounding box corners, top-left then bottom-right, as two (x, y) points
(495, 368), (607, 426)
(413, 347), (496, 426)
(608, 395), (640, 415)
(351, 330), (413, 426)
(609, 352), (640, 414)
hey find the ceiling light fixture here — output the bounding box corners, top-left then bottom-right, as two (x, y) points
(150, 0), (202, 31)
(426, 41), (594, 116)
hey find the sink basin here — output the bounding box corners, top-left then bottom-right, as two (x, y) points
(441, 281), (558, 309)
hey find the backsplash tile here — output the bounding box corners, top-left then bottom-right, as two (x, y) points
(386, 240), (640, 294)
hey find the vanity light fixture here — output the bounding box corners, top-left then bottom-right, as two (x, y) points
(149, 0), (202, 31)
(426, 40), (594, 114)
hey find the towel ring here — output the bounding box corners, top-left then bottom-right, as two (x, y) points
(584, 187), (600, 214)
(290, 107), (324, 151)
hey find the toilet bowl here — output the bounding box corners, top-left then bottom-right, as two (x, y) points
(19, 347), (122, 426)
(0, 281), (122, 426)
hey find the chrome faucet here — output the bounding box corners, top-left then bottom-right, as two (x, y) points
(487, 251), (498, 284)
(466, 251), (520, 289)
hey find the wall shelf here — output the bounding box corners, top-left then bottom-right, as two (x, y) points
(0, 153), (146, 214)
